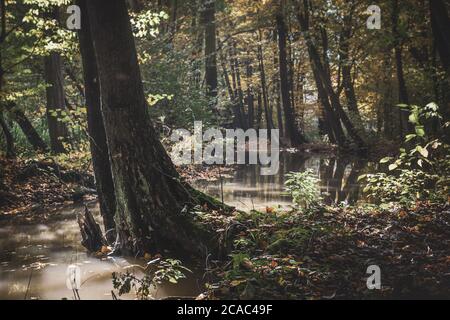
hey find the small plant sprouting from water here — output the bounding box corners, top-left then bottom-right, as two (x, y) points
(112, 258), (192, 300)
(285, 169), (322, 209)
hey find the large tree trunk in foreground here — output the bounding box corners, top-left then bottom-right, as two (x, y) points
(77, 0), (116, 244)
(86, 0), (216, 257)
(276, 11), (307, 146)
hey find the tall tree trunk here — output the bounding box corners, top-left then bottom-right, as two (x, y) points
(257, 30), (274, 130)
(312, 63), (344, 145)
(245, 53), (255, 128)
(430, 0), (450, 74)
(273, 32), (284, 136)
(340, 4), (364, 128)
(85, 0), (216, 257)
(127, 0), (143, 12)
(77, 0), (116, 244)
(391, 0), (412, 136)
(201, 0), (218, 100)
(220, 50), (244, 128)
(44, 8), (70, 154)
(0, 112), (15, 158)
(231, 40), (247, 128)
(256, 91), (263, 129)
(295, 0), (364, 148)
(276, 11), (306, 145)
(5, 103), (48, 152)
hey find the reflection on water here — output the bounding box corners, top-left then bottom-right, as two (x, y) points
(0, 205), (202, 300)
(0, 152), (369, 300)
(194, 152), (368, 210)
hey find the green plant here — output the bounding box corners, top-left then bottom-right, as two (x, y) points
(360, 103), (449, 206)
(285, 169), (322, 208)
(112, 258), (191, 300)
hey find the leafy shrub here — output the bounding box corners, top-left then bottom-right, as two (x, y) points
(112, 258), (191, 300)
(285, 169), (322, 208)
(360, 103), (449, 206)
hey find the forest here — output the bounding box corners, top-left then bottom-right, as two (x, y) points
(0, 0), (449, 301)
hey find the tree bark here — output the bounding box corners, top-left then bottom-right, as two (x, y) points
(6, 103), (48, 152)
(430, 0), (450, 74)
(85, 0), (217, 257)
(257, 30), (274, 130)
(44, 8), (70, 154)
(201, 0), (218, 100)
(273, 31), (284, 136)
(391, 0), (412, 136)
(77, 0), (116, 244)
(245, 53), (255, 128)
(0, 112), (15, 158)
(295, 0), (365, 148)
(220, 50), (244, 128)
(276, 11), (306, 145)
(340, 4), (364, 127)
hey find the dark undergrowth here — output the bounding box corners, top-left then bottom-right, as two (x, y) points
(202, 202), (449, 300)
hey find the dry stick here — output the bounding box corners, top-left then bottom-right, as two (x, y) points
(218, 166), (224, 209)
(24, 268), (33, 300)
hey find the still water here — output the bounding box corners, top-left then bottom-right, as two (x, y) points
(196, 152), (368, 210)
(0, 152), (368, 300)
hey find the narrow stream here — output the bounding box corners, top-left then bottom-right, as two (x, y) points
(0, 152), (370, 300)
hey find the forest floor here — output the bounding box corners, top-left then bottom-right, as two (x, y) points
(0, 157), (96, 221)
(201, 202), (450, 300)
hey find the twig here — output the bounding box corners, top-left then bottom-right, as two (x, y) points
(24, 268), (33, 300)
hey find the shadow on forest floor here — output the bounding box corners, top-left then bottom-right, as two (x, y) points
(203, 202), (450, 300)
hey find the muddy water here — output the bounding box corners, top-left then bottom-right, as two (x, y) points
(0, 152), (368, 300)
(195, 152), (368, 211)
(0, 205), (203, 300)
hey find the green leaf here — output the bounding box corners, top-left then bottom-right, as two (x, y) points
(380, 157), (392, 164)
(388, 164), (398, 171)
(417, 146), (429, 158)
(415, 126), (425, 137)
(408, 113), (418, 124)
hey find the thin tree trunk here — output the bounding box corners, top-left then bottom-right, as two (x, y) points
(273, 31), (284, 136)
(77, 0), (116, 244)
(312, 63), (344, 145)
(276, 11), (306, 145)
(257, 30), (274, 129)
(220, 50), (244, 127)
(231, 40), (247, 128)
(340, 3), (364, 127)
(44, 7), (70, 154)
(430, 0), (450, 74)
(391, 0), (412, 136)
(201, 0), (218, 100)
(245, 53), (255, 128)
(0, 112), (15, 158)
(256, 90), (263, 129)
(6, 103), (48, 152)
(295, 0), (364, 148)
(85, 0), (216, 257)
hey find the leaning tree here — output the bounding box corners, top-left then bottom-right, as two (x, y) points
(83, 0), (220, 257)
